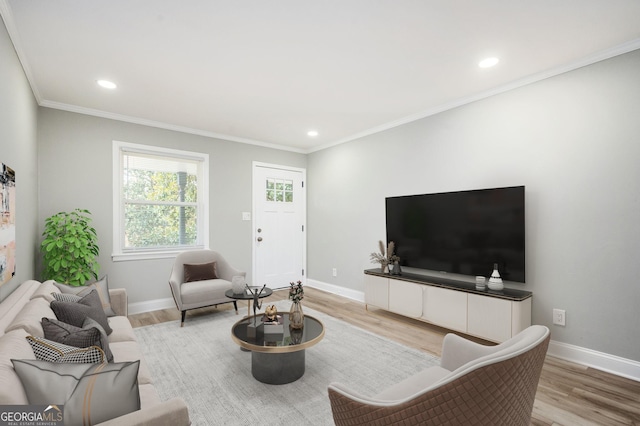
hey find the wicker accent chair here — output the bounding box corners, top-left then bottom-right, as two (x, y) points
(169, 250), (246, 326)
(328, 325), (550, 426)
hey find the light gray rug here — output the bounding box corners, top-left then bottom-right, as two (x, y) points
(134, 302), (439, 425)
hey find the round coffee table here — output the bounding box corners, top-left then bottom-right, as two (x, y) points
(225, 287), (273, 317)
(231, 313), (325, 384)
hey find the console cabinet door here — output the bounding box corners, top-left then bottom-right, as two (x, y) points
(467, 294), (512, 342)
(364, 274), (389, 310)
(422, 286), (467, 333)
(388, 279), (423, 318)
(511, 297), (532, 336)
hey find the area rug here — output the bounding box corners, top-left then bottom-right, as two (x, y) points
(134, 302), (439, 425)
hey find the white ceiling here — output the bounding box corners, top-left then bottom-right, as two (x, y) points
(2, 1), (640, 153)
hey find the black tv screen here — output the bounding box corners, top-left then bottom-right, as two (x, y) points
(386, 186), (525, 283)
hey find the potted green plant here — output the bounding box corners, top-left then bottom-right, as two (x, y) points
(41, 208), (100, 286)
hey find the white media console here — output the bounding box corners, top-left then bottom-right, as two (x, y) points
(364, 269), (532, 343)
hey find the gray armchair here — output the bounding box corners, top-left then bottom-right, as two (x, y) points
(169, 250), (246, 326)
(328, 325), (550, 426)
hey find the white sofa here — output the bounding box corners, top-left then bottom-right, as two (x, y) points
(0, 280), (190, 425)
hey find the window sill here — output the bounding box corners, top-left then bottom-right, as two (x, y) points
(112, 247), (206, 262)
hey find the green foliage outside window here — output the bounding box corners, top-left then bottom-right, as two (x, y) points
(123, 169), (198, 248)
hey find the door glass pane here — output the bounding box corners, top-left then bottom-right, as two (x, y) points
(266, 178), (294, 203)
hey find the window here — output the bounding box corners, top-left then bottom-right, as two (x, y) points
(266, 178), (294, 202)
(112, 141), (209, 261)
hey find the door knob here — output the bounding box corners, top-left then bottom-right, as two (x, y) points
(257, 237), (263, 242)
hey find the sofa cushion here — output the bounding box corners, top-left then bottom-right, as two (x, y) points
(26, 335), (106, 364)
(107, 316), (137, 343)
(0, 329), (32, 404)
(180, 279), (230, 305)
(139, 383), (161, 408)
(41, 317), (113, 362)
(184, 261), (218, 282)
(29, 281), (60, 303)
(5, 298), (56, 337)
(12, 359), (140, 426)
(0, 281), (40, 336)
(109, 340), (153, 385)
(50, 289), (113, 335)
(373, 365), (452, 401)
(54, 276), (116, 317)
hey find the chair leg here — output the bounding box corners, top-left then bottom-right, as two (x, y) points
(233, 301), (238, 314)
(181, 310), (186, 327)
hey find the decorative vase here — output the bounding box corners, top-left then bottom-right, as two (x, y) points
(488, 263), (504, 291)
(289, 301), (304, 329)
(289, 327), (304, 345)
(231, 276), (245, 294)
(391, 260), (402, 276)
(381, 262), (389, 274)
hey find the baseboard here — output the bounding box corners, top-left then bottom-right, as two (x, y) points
(128, 297), (176, 315)
(306, 279), (365, 303)
(547, 340), (640, 382)
(128, 280), (640, 382)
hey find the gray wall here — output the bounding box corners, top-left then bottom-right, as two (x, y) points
(0, 18), (39, 300)
(37, 109), (306, 305)
(3, 9), (639, 362)
(308, 49), (640, 362)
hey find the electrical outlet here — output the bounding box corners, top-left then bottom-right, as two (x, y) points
(332, 268), (337, 277)
(553, 309), (566, 326)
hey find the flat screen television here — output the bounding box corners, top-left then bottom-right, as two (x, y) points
(386, 186), (525, 283)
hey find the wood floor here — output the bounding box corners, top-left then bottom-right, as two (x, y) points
(129, 287), (640, 426)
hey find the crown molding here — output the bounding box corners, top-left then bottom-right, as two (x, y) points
(39, 100), (307, 154)
(0, 0), (42, 102)
(308, 38), (640, 153)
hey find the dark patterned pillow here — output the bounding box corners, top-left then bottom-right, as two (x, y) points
(26, 335), (105, 364)
(54, 276), (116, 317)
(12, 359), (140, 425)
(41, 317), (113, 362)
(50, 289), (113, 335)
(51, 292), (82, 303)
(82, 317), (113, 362)
(184, 261), (218, 282)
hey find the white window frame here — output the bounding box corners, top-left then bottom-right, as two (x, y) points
(112, 141), (209, 261)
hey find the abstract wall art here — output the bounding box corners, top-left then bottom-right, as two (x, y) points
(0, 163), (16, 286)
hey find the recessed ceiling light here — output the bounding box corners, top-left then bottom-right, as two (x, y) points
(478, 57), (499, 68)
(97, 79), (117, 89)
(307, 130), (318, 137)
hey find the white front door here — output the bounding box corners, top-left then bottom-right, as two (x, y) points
(252, 162), (306, 289)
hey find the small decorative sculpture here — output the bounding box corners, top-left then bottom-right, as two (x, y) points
(264, 305), (278, 322)
(246, 284), (266, 325)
